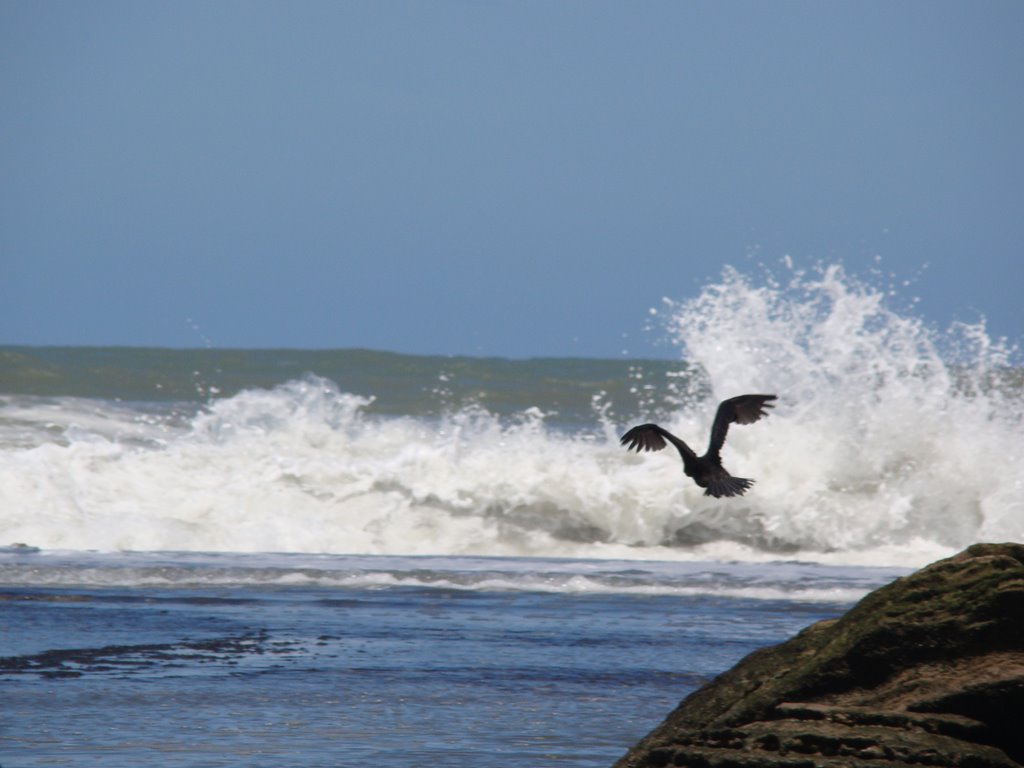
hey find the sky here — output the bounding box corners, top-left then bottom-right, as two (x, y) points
(2, 1), (1023, 359)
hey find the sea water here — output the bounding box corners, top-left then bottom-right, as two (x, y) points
(1, 262), (1021, 766)
(2, 551), (898, 767)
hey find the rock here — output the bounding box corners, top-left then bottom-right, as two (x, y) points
(613, 542), (1024, 768)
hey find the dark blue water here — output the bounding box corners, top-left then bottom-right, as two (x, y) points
(1, 554), (872, 767)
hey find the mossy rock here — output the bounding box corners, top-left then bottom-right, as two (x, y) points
(614, 543), (1024, 768)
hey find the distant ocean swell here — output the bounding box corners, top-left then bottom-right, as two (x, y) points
(1, 262), (1020, 567)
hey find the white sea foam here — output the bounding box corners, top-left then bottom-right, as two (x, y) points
(0, 550), (888, 602)
(1, 263), (1020, 567)
(653, 262), (1023, 562)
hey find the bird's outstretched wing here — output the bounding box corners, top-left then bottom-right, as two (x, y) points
(620, 423), (697, 463)
(706, 394), (777, 458)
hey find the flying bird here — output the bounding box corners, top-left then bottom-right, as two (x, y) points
(620, 394), (777, 498)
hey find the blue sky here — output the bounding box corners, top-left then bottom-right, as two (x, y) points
(3, 1), (1022, 358)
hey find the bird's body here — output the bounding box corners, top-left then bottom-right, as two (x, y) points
(620, 394), (776, 498)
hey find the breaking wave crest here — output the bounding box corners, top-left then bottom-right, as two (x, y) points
(1, 263), (1020, 566)
(653, 262), (1022, 560)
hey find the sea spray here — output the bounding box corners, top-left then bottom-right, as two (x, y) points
(1, 264), (1020, 565)
(652, 261), (1022, 556)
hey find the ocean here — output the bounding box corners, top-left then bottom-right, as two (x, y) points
(2, 263), (1021, 766)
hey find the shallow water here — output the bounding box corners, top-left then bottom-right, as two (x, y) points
(1, 552), (903, 767)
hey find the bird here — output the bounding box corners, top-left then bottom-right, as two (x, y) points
(620, 394), (777, 498)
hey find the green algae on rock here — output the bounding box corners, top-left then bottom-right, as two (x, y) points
(613, 543), (1024, 768)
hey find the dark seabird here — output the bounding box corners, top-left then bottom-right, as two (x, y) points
(620, 394), (777, 498)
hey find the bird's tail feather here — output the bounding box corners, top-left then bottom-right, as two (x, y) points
(704, 476), (754, 498)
